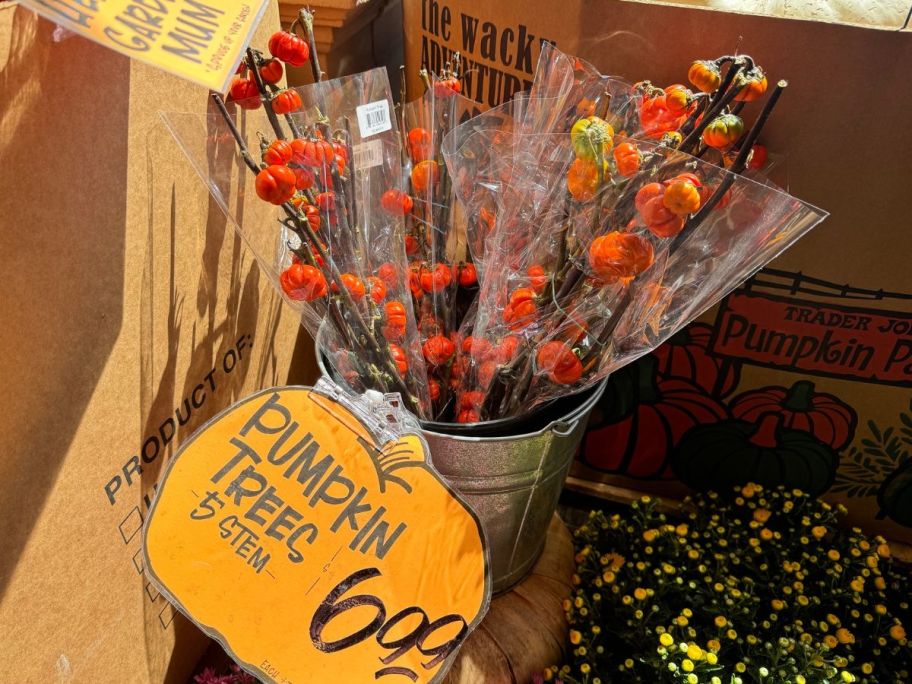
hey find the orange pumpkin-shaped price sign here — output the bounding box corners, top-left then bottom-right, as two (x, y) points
(144, 386), (490, 683)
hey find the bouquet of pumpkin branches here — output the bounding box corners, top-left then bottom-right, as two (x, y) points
(176, 13), (826, 425)
(437, 43), (827, 422)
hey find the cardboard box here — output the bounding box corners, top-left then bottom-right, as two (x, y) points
(402, 0), (912, 541)
(0, 3), (300, 680)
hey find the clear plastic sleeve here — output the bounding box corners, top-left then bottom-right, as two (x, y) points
(398, 87), (476, 418)
(442, 46), (828, 422)
(161, 68), (431, 417)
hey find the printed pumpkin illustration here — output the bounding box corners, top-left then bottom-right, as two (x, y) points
(877, 460), (912, 528)
(730, 380), (857, 450)
(144, 387), (490, 684)
(671, 413), (840, 497)
(581, 356), (728, 479)
(651, 322), (741, 397)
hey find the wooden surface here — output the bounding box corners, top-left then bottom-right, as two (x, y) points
(445, 515), (575, 683)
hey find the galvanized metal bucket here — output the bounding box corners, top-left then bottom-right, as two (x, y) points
(421, 383), (604, 593)
(316, 345), (604, 593)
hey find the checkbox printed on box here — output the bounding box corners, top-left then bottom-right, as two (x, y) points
(118, 507), (143, 544)
(158, 601), (175, 629)
(132, 548), (144, 575)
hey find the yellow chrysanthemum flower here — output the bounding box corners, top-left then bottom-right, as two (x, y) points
(828, 549), (840, 561)
(890, 624), (906, 641)
(811, 525), (827, 539)
(660, 633), (675, 647)
(714, 616), (727, 628)
(681, 659), (694, 672)
(687, 644), (704, 660)
(823, 635), (838, 649)
(634, 587), (648, 601)
(753, 508), (771, 523)
(836, 628), (855, 644)
(569, 630), (582, 645)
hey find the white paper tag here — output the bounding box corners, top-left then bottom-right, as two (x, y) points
(356, 100), (392, 137)
(353, 140), (384, 170)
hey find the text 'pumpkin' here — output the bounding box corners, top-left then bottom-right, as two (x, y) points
(144, 387), (491, 684)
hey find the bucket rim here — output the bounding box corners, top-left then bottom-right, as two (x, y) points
(314, 333), (606, 440)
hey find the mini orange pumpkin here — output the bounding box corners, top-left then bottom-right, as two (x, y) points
(407, 127), (432, 162)
(419, 263), (453, 293)
(613, 142), (641, 177)
(280, 263), (327, 301)
(383, 300), (408, 341)
(255, 165), (296, 205)
(588, 232), (655, 283)
(663, 179), (702, 216)
(503, 288), (537, 330)
(536, 341), (583, 385)
(736, 72), (768, 102)
(663, 84), (690, 114)
(688, 60), (722, 93)
(389, 344), (409, 375)
(292, 138), (335, 167)
(423, 334), (456, 367)
(567, 158), (603, 202)
(702, 114), (744, 149)
(262, 139), (293, 166)
(271, 88), (302, 115)
(332, 273), (366, 301)
(380, 189), (413, 216)
(411, 160), (440, 193)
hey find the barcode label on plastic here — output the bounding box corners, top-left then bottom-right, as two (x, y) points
(353, 140), (384, 170)
(356, 100), (392, 137)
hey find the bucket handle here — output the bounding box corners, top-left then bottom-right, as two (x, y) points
(550, 418), (579, 437)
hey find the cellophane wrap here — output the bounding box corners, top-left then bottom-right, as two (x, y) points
(162, 68), (431, 417)
(442, 45), (828, 421)
(400, 88), (476, 418)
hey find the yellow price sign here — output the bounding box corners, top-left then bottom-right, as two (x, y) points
(144, 386), (491, 683)
(19, 0), (268, 91)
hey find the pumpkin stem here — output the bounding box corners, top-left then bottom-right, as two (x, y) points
(636, 355), (662, 404)
(749, 413), (781, 448)
(782, 380), (815, 411)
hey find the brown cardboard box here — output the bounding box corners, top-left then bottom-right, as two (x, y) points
(0, 2), (300, 681)
(403, 0), (912, 541)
